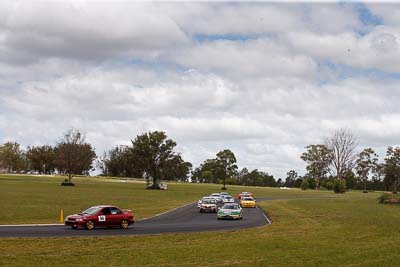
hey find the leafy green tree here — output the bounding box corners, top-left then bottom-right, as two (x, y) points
(192, 150), (237, 187)
(102, 145), (138, 177)
(384, 146), (400, 193)
(246, 169), (263, 186)
(236, 167), (249, 184)
(284, 170), (299, 187)
(0, 141), (25, 173)
(130, 131), (186, 188)
(192, 159), (218, 183)
(344, 170), (357, 190)
(355, 148), (379, 192)
(200, 170), (213, 183)
(215, 149), (238, 189)
(372, 163), (385, 191)
(235, 169), (276, 187)
(26, 145), (55, 174)
(160, 154), (192, 182)
(325, 181), (334, 190)
(54, 129), (96, 184)
(193, 151), (278, 187)
(262, 173), (276, 187)
(301, 178), (310, 190)
(301, 144), (333, 189)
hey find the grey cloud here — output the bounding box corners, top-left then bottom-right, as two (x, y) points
(1, 2), (400, 179)
(0, 2), (363, 66)
(2, 65), (400, 177)
(0, 2), (187, 64)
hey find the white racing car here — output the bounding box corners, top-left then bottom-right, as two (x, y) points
(197, 196), (216, 208)
(199, 199), (218, 213)
(221, 195), (234, 203)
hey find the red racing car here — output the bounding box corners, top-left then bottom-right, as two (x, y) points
(237, 191), (254, 199)
(65, 205), (134, 230)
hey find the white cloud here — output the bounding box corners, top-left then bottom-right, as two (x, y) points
(285, 26), (400, 73)
(1, 2), (400, 178)
(2, 64), (400, 177)
(165, 38), (317, 81)
(367, 3), (400, 27)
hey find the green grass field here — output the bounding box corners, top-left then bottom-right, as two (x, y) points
(0, 174), (333, 224)
(1, 174), (399, 266)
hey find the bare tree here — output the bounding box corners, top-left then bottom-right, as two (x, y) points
(325, 129), (357, 180)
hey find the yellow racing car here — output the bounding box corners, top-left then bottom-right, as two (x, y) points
(240, 196), (256, 208)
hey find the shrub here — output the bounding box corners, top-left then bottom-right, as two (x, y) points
(61, 179), (75, 186)
(325, 181), (334, 191)
(308, 178), (316, 189)
(333, 179), (346, 193)
(301, 179), (309, 190)
(378, 193), (400, 204)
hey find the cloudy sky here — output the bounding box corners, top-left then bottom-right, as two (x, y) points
(1, 1), (400, 178)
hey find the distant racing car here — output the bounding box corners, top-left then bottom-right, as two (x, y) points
(210, 193), (223, 203)
(65, 205), (134, 230)
(197, 197), (216, 208)
(217, 203), (243, 220)
(199, 199), (218, 213)
(237, 192), (254, 199)
(240, 197), (256, 208)
(221, 195), (235, 203)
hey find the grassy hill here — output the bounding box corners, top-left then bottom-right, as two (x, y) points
(1, 174), (399, 266)
(0, 174), (333, 224)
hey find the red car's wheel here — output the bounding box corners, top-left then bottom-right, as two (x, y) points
(120, 219), (129, 229)
(85, 220), (95, 230)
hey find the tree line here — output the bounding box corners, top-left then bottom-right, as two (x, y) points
(190, 149), (279, 188)
(0, 129), (279, 188)
(97, 133), (279, 188)
(285, 128), (400, 193)
(0, 129), (96, 184)
(2, 128), (400, 192)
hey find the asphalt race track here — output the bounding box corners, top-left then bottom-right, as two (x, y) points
(0, 199), (271, 238)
